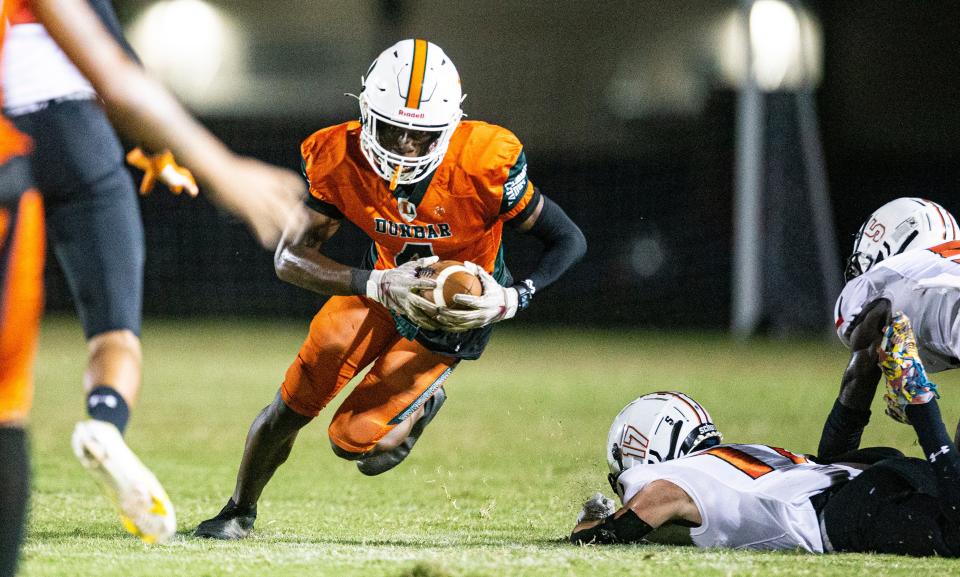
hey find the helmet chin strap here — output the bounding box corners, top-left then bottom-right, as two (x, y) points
(389, 165), (401, 191)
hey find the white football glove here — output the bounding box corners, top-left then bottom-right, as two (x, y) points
(576, 492), (616, 524)
(366, 256), (441, 330)
(433, 261), (518, 333)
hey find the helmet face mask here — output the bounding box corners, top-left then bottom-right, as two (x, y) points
(375, 122), (441, 156)
(606, 391), (722, 495)
(845, 198), (958, 282)
(358, 39), (463, 189)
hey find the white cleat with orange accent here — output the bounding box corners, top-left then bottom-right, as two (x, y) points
(71, 419), (176, 544)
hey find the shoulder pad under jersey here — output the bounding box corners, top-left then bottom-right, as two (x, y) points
(447, 121), (525, 185)
(300, 121), (359, 182)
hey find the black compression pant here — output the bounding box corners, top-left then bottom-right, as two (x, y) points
(822, 457), (960, 557)
(12, 98), (144, 338)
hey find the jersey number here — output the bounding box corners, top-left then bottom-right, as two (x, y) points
(930, 241), (960, 265)
(395, 243), (435, 265)
(704, 446), (807, 480)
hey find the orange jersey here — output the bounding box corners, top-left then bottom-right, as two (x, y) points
(7, 0), (34, 23)
(300, 120), (537, 274)
(0, 0), (33, 165)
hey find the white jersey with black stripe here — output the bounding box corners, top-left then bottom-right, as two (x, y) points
(616, 444), (861, 553)
(835, 244), (960, 373)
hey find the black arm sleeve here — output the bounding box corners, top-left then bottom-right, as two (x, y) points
(817, 400), (873, 461)
(570, 509), (653, 545)
(511, 194), (586, 293)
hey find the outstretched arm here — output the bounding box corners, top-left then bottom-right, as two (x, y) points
(817, 298), (890, 460)
(31, 0), (306, 248)
(570, 480), (700, 545)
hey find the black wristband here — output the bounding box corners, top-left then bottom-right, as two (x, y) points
(349, 269), (371, 295)
(570, 509), (653, 545)
(513, 279), (535, 311)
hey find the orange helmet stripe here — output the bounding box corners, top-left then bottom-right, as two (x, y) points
(405, 39), (429, 109)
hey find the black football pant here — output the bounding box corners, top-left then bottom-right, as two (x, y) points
(12, 98), (144, 339)
(822, 457), (960, 556)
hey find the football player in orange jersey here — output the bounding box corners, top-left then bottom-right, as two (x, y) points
(0, 0), (308, 566)
(194, 39), (587, 540)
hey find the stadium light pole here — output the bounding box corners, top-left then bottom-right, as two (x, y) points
(731, 0), (839, 339)
(732, 0), (764, 339)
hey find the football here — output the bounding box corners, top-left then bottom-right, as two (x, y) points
(417, 260), (482, 308)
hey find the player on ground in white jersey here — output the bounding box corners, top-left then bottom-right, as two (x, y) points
(571, 369), (960, 556)
(570, 391), (863, 553)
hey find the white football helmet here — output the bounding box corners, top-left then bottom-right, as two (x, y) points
(845, 197), (958, 282)
(606, 391), (722, 486)
(358, 39), (463, 190)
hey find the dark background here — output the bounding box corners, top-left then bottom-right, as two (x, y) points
(44, 1), (960, 331)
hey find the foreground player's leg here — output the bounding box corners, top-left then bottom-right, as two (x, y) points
(71, 331), (175, 544)
(0, 427), (29, 577)
(19, 98), (172, 542)
(81, 330), (139, 433)
(821, 388), (960, 554)
(0, 188), (45, 576)
(72, 420), (175, 543)
(194, 393), (312, 539)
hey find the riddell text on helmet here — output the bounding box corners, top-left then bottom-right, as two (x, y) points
(397, 108), (426, 119)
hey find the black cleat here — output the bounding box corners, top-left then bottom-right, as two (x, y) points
(357, 387), (446, 476)
(194, 499), (257, 540)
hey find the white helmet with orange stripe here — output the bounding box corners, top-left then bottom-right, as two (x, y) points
(358, 39), (463, 190)
(845, 197), (959, 282)
(606, 391), (722, 483)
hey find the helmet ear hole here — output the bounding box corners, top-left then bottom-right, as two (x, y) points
(607, 472), (622, 498)
(611, 444), (624, 471)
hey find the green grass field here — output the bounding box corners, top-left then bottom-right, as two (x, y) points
(20, 316), (960, 576)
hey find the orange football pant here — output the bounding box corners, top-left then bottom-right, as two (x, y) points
(0, 189), (45, 423)
(281, 295), (456, 454)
